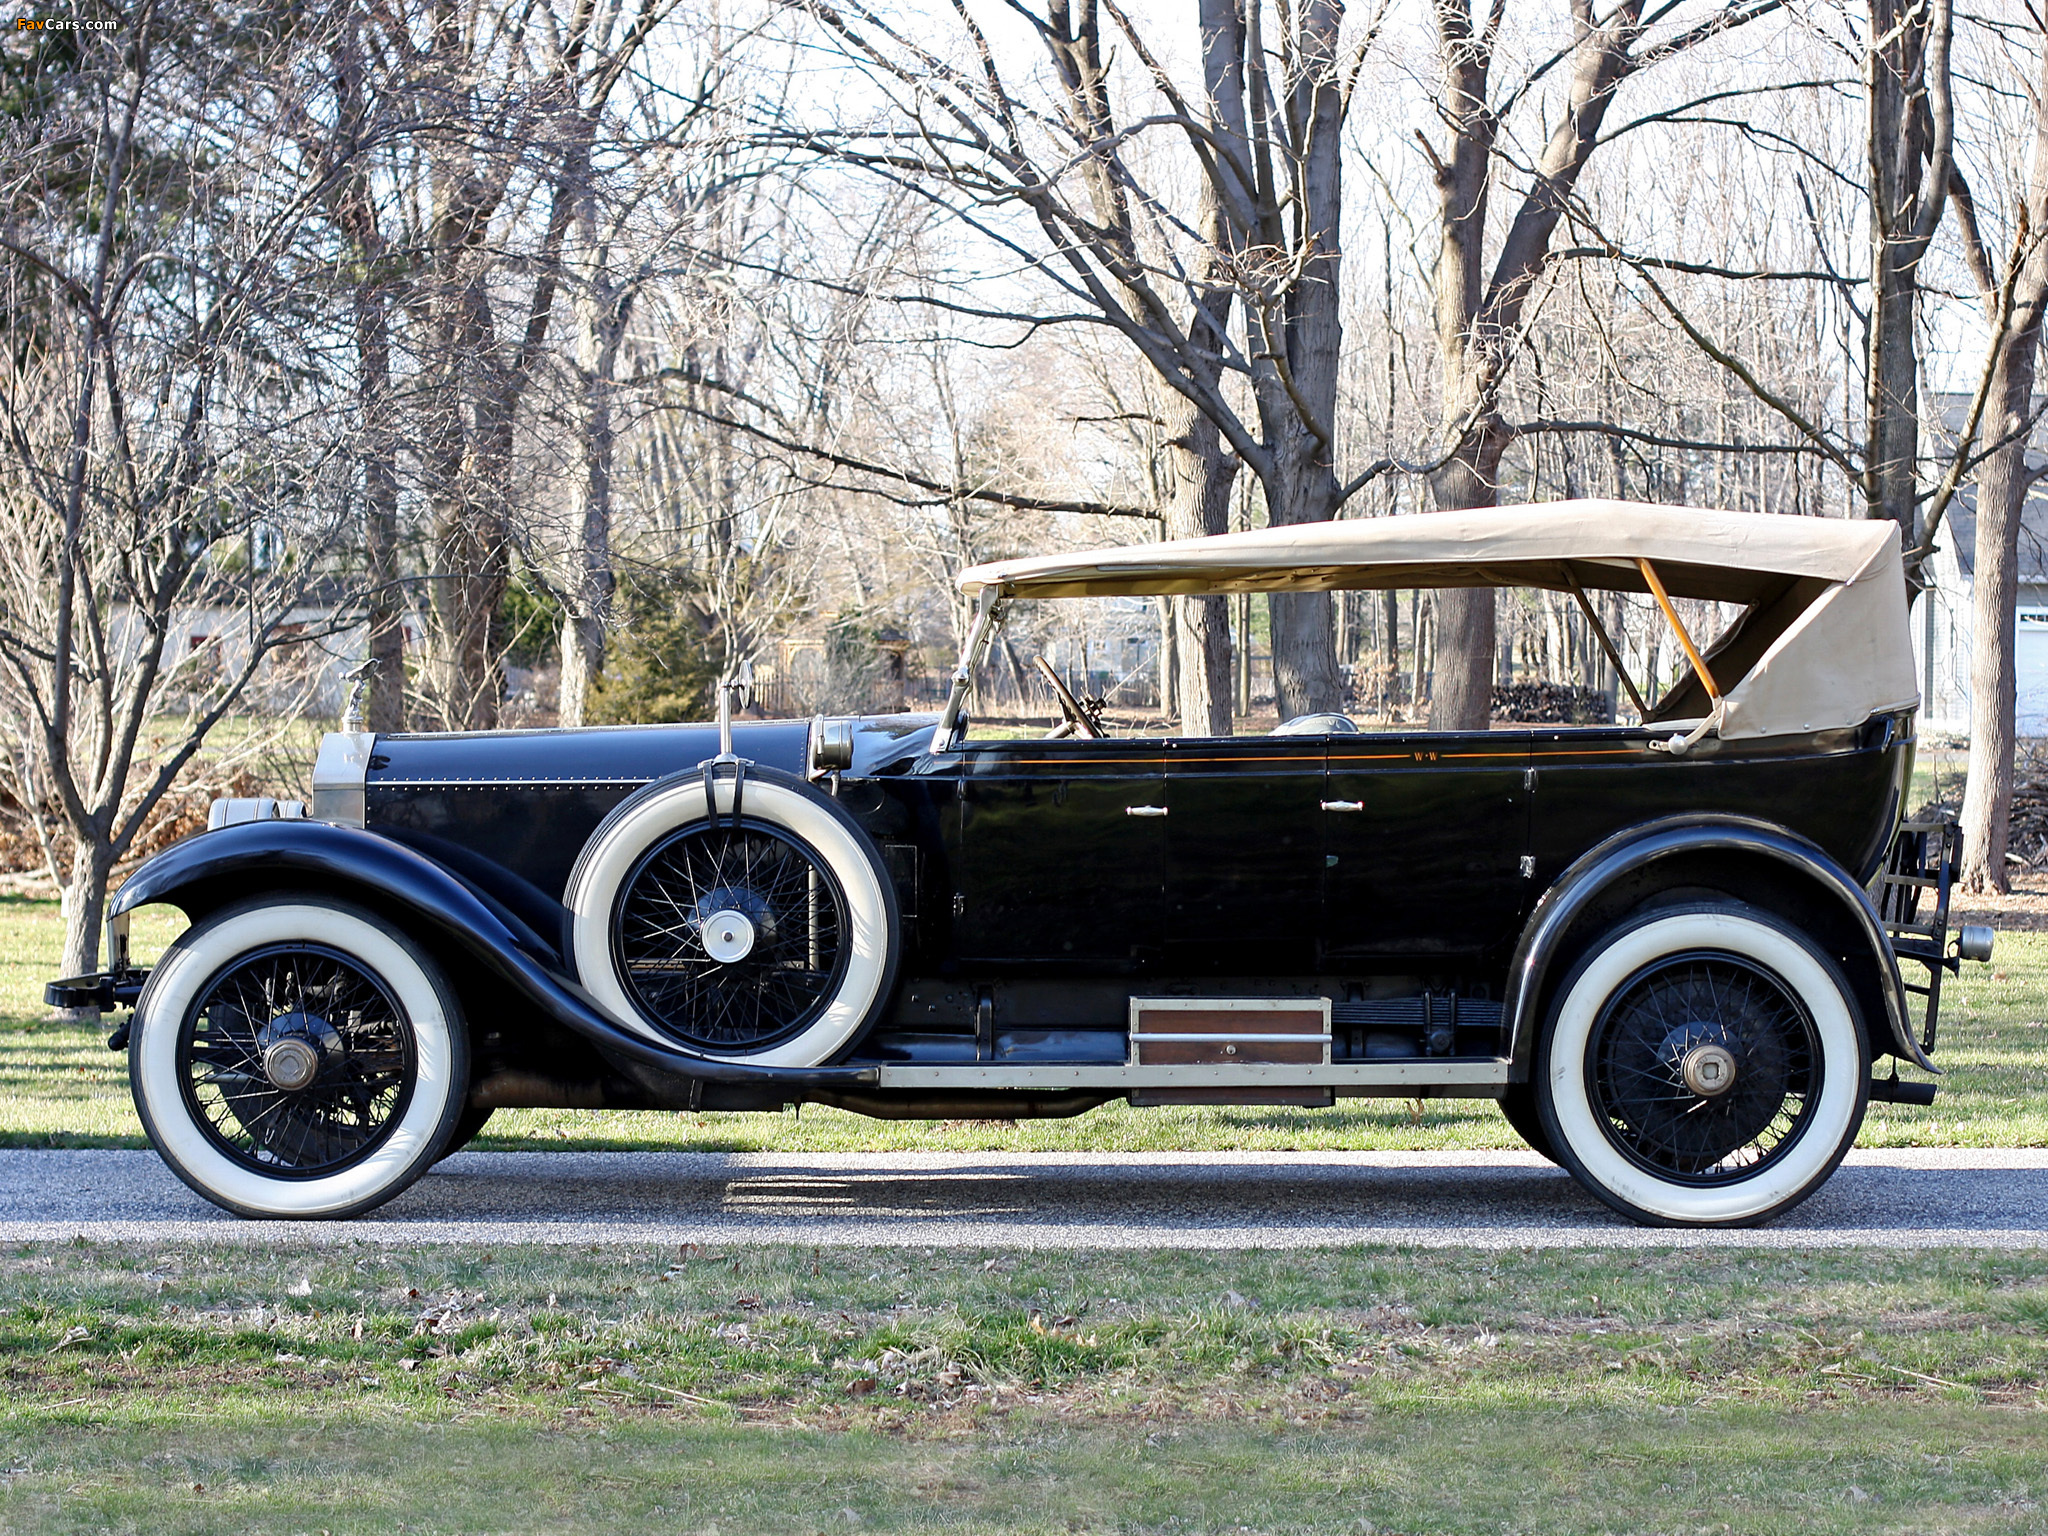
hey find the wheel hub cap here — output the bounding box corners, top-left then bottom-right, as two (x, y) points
(700, 909), (756, 964)
(1680, 1041), (1738, 1097)
(255, 1010), (341, 1093)
(262, 1036), (321, 1092)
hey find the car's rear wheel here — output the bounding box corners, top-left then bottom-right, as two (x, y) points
(130, 897), (467, 1219)
(567, 765), (900, 1066)
(435, 1104), (494, 1161)
(1534, 903), (1869, 1227)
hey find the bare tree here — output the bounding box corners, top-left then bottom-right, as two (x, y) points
(1419, 0), (1786, 728)
(0, 6), (369, 980)
(402, 0), (680, 730)
(786, 0), (1389, 721)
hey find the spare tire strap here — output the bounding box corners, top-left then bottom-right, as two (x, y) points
(701, 757), (748, 831)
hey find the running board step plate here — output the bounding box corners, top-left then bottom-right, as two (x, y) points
(1128, 997), (1331, 1066)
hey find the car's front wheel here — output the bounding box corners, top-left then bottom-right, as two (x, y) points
(130, 896), (468, 1219)
(1534, 903), (1869, 1227)
(1495, 1084), (1559, 1164)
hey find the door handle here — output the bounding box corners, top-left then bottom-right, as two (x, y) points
(1125, 805), (1169, 817)
(1320, 800), (1364, 812)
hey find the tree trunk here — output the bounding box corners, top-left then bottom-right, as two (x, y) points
(1158, 596), (1178, 725)
(558, 607), (605, 727)
(1251, 0), (1348, 721)
(1864, 0), (1955, 561)
(1959, 25), (2048, 893)
(332, 25), (405, 735)
(1259, 438), (1344, 719)
(1422, 1), (1650, 728)
(1380, 589), (1401, 713)
(1960, 429), (2025, 892)
(354, 262), (405, 734)
(1427, 434), (1505, 730)
(419, 219), (504, 730)
(556, 217), (627, 729)
(56, 840), (113, 1009)
(429, 494), (507, 731)
(1865, 233), (1923, 544)
(1159, 395), (1235, 735)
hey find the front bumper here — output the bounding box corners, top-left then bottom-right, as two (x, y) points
(45, 969), (148, 1013)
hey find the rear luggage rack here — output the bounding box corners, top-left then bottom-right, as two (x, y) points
(1875, 816), (1993, 1054)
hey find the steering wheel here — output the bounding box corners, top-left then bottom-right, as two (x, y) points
(1034, 656), (1104, 739)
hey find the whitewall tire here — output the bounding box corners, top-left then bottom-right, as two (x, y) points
(130, 897), (467, 1220)
(1534, 904), (1869, 1227)
(565, 766), (900, 1067)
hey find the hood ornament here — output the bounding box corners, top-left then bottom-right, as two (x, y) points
(339, 658), (379, 733)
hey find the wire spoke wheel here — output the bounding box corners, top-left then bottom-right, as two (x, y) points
(613, 818), (852, 1051)
(175, 942), (417, 1179)
(1586, 950), (1819, 1186)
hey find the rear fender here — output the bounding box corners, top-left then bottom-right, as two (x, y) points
(108, 821), (875, 1089)
(1503, 814), (1925, 1080)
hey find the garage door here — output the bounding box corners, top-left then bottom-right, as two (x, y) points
(2017, 609), (2048, 735)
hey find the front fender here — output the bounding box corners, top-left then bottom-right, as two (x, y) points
(109, 821), (876, 1089)
(1502, 814), (1927, 1079)
(114, 819), (560, 963)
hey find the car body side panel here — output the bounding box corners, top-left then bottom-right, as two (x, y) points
(949, 737), (1169, 967)
(1524, 720), (1908, 890)
(1322, 733), (1532, 961)
(1166, 736), (1325, 973)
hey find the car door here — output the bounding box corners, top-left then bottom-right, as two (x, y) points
(950, 735), (1169, 967)
(1165, 734), (1326, 974)
(1321, 731), (1533, 961)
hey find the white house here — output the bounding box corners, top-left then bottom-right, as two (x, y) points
(1913, 493), (2048, 736)
(1915, 405), (2048, 736)
(114, 581), (428, 721)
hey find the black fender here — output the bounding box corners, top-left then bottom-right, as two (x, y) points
(1502, 813), (1927, 1080)
(108, 820), (877, 1089)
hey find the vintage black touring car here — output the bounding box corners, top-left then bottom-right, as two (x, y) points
(51, 501), (1993, 1226)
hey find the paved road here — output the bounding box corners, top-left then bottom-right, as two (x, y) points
(2, 1147), (2045, 1248)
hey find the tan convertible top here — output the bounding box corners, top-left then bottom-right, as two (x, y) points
(955, 501), (1918, 742)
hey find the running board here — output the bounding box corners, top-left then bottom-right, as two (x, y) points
(871, 1060), (1510, 1094)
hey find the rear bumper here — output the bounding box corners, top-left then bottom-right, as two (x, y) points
(1877, 817), (1994, 1063)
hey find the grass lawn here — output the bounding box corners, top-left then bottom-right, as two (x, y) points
(3, 892), (2042, 1153)
(2, 1241), (2046, 1533)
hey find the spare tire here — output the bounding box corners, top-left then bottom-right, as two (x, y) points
(565, 764), (900, 1067)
